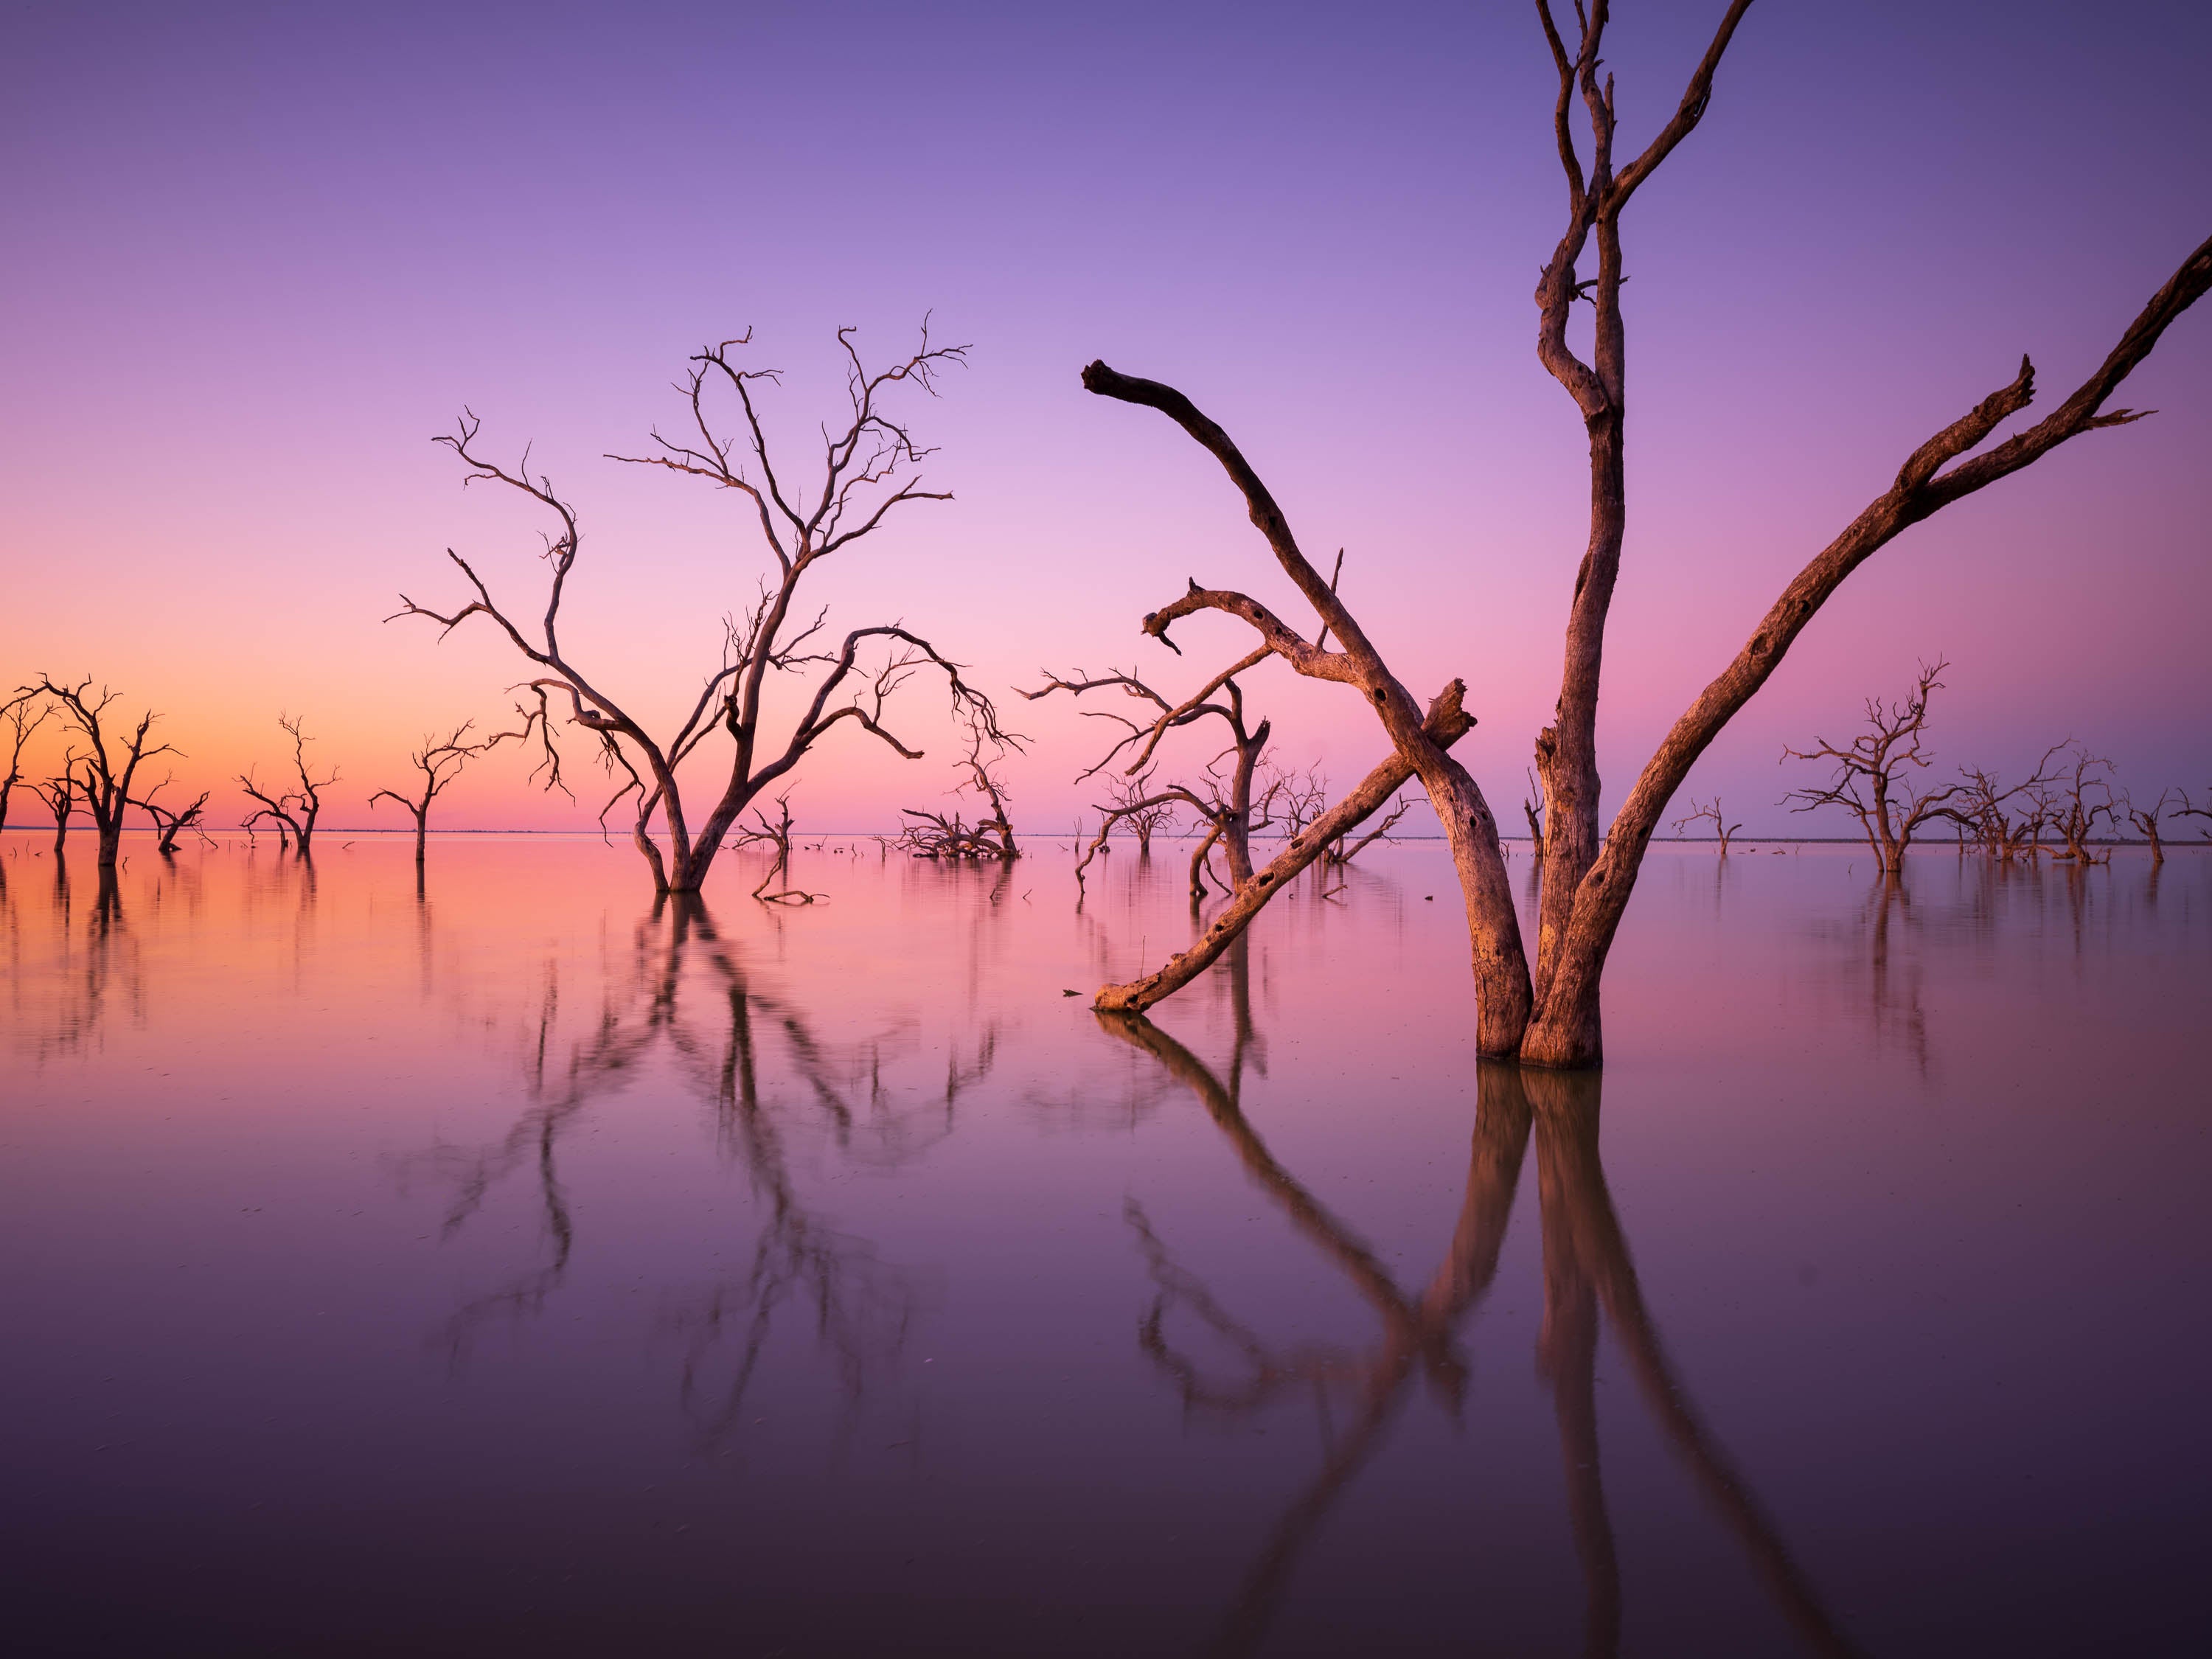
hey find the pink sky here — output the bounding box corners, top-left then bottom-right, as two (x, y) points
(4, 1), (2208, 837)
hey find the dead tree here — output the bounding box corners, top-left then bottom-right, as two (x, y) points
(1325, 793), (1416, 866)
(1672, 798), (1741, 854)
(2175, 788), (2212, 842)
(132, 777), (213, 854)
(1952, 748), (2066, 860)
(35, 768), (79, 855)
(1023, 651), (1276, 887)
(237, 713), (336, 855)
(1, 692), (52, 833)
(24, 678), (175, 869)
(392, 324), (1005, 897)
(1523, 767), (1545, 863)
(369, 700), (550, 861)
(1105, 768), (1180, 855)
(2122, 789), (2177, 865)
(901, 709), (1020, 861)
(1079, 2), (2211, 1065)
(1256, 758), (1328, 844)
(2045, 742), (2118, 863)
(1779, 660), (1961, 872)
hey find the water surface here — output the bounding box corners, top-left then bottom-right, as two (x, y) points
(3, 832), (2206, 1656)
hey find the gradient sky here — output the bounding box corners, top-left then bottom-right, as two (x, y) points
(5, 0), (2208, 836)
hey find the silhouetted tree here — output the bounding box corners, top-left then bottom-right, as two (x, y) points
(369, 700), (551, 861)
(132, 776), (212, 854)
(24, 677), (174, 869)
(392, 325), (1006, 896)
(35, 769), (78, 855)
(1078, 3), (2210, 1064)
(237, 713), (335, 855)
(901, 709), (1022, 862)
(1779, 660), (1961, 872)
(2, 691), (52, 832)
(1672, 797), (1742, 855)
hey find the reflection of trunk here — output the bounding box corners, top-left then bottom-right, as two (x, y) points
(1520, 1068), (1865, 1659)
(1109, 998), (1861, 1657)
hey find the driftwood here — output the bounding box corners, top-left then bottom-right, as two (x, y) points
(1079, 1), (2211, 1065)
(392, 324), (1005, 896)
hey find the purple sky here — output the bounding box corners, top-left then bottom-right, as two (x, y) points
(4, 1), (2208, 835)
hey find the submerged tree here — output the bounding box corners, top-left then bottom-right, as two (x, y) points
(24, 678), (175, 869)
(1779, 660), (1961, 873)
(1, 692), (52, 833)
(237, 714), (336, 856)
(1671, 797), (1741, 855)
(1077, 1), (2211, 1065)
(35, 768), (79, 855)
(132, 776), (213, 854)
(2044, 742), (2118, 863)
(2121, 789), (2177, 865)
(1025, 649), (1279, 894)
(368, 700), (552, 862)
(900, 711), (1023, 862)
(392, 325), (1006, 896)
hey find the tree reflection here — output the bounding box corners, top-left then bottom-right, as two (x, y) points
(1102, 1012), (1862, 1658)
(411, 894), (971, 1447)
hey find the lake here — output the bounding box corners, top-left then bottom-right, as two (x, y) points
(2, 830), (2205, 1656)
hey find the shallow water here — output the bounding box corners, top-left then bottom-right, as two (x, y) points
(2, 831), (2206, 1657)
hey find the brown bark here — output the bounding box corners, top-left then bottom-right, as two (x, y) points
(1079, 365), (1533, 1054)
(1082, 32), (2206, 1065)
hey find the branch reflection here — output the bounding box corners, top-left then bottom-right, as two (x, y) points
(1103, 1004), (1862, 1658)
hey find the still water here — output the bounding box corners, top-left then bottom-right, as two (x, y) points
(1, 831), (2205, 1656)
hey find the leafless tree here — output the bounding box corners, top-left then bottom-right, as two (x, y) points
(1523, 766), (1545, 863)
(1325, 793), (1416, 867)
(392, 324), (1005, 896)
(1672, 797), (1742, 855)
(237, 713), (335, 856)
(1952, 747), (2067, 860)
(2121, 788), (2179, 865)
(1254, 757), (1328, 844)
(22, 678), (175, 869)
(2174, 787), (2212, 842)
(902, 709), (1022, 862)
(35, 768), (79, 855)
(132, 776), (213, 854)
(1, 692), (52, 832)
(2043, 742), (2118, 863)
(1077, 3), (2209, 1065)
(1023, 650), (1277, 891)
(1104, 767), (1180, 855)
(369, 699), (552, 861)
(1778, 660), (1962, 872)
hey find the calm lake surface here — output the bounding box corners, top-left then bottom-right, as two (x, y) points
(2, 830), (2206, 1657)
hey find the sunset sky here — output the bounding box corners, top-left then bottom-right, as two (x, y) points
(5, 0), (2208, 837)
